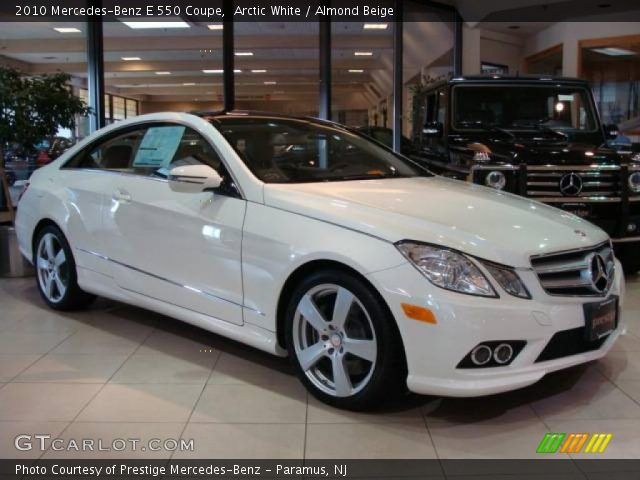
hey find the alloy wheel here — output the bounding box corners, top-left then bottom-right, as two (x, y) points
(293, 283), (378, 397)
(36, 233), (68, 303)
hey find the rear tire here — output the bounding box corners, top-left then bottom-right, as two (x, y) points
(34, 225), (95, 310)
(284, 269), (406, 411)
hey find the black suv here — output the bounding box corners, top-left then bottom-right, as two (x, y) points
(410, 75), (640, 273)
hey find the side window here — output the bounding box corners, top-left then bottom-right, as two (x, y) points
(65, 128), (145, 170)
(436, 90), (447, 124)
(65, 125), (224, 177)
(425, 93), (437, 124)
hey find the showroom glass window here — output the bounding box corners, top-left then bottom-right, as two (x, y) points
(103, 19), (224, 117)
(233, 22), (319, 116)
(0, 21), (88, 191)
(214, 117), (423, 183)
(331, 21), (392, 129)
(404, 3), (456, 139)
(582, 36), (640, 142)
(64, 124), (223, 177)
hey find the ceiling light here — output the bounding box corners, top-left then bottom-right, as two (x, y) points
(207, 24), (223, 30)
(591, 47), (636, 56)
(235, 52), (254, 56)
(251, 69), (267, 73)
(183, 83), (196, 86)
(363, 23), (388, 30)
(264, 81), (277, 85)
(349, 69), (364, 73)
(354, 51), (373, 56)
(155, 71), (171, 75)
(120, 20), (190, 29)
(53, 27), (81, 33)
(202, 69), (242, 74)
(121, 57), (141, 61)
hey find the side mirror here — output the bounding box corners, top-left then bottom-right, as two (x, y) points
(423, 122), (443, 138)
(168, 164), (222, 193)
(604, 124), (619, 141)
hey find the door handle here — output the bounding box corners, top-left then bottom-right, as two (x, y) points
(112, 189), (132, 203)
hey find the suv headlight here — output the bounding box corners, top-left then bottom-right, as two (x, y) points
(483, 263), (531, 299)
(485, 171), (506, 190)
(396, 242), (497, 297)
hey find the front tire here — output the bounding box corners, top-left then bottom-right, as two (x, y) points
(285, 269), (406, 410)
(34, 225), (95, 310)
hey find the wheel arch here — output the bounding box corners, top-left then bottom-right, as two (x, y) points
(275, 259), (406, 364)
(31, 218), (63, 259)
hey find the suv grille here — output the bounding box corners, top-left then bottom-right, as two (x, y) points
(531, 242), (615, 296)
(526, 166), (621, 200)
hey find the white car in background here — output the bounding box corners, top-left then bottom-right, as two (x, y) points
(16, 112), (625, 410)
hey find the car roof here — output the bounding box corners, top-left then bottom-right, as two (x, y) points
(195, 110), (337, 124)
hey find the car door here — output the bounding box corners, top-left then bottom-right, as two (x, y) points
(55, 132), (138, 276)
(99, 122), (246, 326)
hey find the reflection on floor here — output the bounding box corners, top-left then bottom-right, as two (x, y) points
(0, 274), (639, 462)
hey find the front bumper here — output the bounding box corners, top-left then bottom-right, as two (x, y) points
(367, 258), (626, 397)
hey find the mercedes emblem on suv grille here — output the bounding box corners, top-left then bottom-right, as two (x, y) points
(559, 172), (583, 196)
(588, 253), (610, 294)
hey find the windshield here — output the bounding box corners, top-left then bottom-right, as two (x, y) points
(213, 117), (426, 183)
(453, 85), (598, 132)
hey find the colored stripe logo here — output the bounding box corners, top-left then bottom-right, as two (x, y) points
(537, 433), (612, 454)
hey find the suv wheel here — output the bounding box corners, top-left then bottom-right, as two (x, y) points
(285, 269), (406, 410)
(35, 225), (95, 310)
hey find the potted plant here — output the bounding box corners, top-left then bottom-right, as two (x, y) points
(0, 66), (88, 277)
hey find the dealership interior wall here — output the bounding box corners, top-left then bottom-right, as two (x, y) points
(1, 1), (640, 142)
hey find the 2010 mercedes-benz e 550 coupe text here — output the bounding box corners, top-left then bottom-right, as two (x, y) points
(16, 112), (626, 410)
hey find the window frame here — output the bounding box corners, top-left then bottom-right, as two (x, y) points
(61, 120), (243, 198)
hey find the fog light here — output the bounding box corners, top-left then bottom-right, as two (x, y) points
(485, 171), (506, 190)
(493, 343), (514, 364)
(470, 345), (492, 366)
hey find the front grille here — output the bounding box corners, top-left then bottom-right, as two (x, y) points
(531, 242), (615, 296)
(535, 327), (609, 363)
(526, 166), (622, 200)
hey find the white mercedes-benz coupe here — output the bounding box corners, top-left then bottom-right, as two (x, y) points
(16, 112), (625, 409)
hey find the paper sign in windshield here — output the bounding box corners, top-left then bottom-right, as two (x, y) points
(133, 126), (185, 167)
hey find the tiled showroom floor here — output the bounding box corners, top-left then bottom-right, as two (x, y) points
(0, 274), (639, 461)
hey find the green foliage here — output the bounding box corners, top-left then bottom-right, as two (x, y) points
(0, 66), (89, 152)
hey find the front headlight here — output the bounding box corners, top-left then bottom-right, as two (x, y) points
(396, 242), (497, 297)
(483, 263), (531, 299)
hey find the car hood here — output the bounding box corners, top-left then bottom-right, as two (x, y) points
(263, 176), (609, 268)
